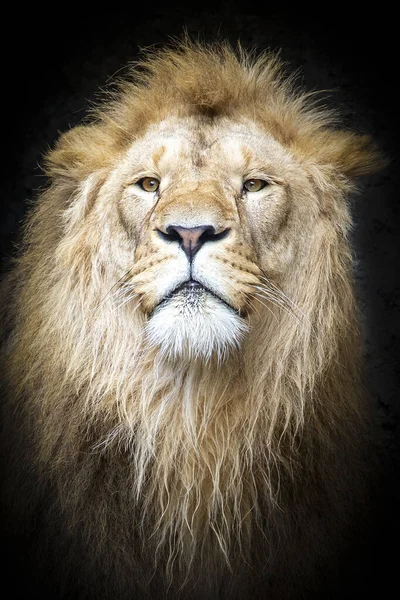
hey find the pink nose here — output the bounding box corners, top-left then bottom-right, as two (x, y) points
(158, 225), (230, 260)
(166, 225), (215, 259)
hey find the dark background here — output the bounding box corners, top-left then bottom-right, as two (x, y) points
(2, 2), (399, 596)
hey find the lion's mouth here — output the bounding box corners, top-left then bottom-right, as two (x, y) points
(157, 279), (237, 313)
(172, 280), (205, 295)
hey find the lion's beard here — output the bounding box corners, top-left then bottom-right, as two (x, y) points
(145, 287), (248, 362)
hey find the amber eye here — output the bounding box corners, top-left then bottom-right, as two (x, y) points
(137, 177), (160, 192)
(243, 179), (268, 193)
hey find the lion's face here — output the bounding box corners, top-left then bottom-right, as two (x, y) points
(92, 115), (310, 360)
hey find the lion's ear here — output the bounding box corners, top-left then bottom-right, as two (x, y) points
(44, 124), (121, 182)
(302, 129), (388, 178)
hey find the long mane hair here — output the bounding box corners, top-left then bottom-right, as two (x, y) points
(1, 41), (383, 597)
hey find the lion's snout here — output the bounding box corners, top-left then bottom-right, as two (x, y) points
(156, 224), (231, 260)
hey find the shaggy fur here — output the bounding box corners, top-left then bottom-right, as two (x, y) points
(0, 41), (384, 599)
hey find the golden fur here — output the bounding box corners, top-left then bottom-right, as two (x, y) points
(0, 41), (384, 599)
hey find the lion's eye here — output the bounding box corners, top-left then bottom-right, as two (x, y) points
(243, 179), (268, 193)
(137, 177), (160, 192)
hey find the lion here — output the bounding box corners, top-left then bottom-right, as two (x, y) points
(0, 41), (384, 599)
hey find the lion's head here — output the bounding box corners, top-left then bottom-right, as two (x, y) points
(1, 42), (384, 598)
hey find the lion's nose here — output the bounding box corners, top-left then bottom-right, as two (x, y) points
(157, 225), (230, 260)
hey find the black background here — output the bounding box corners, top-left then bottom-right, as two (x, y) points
(2, 2), (399, 596)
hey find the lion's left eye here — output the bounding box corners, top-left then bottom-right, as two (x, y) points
(243, 179), (268, 193)
(137, 177), (160, 192)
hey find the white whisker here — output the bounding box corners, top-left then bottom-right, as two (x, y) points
(259, 275), (308, 321)
(255, 291), (302, 324)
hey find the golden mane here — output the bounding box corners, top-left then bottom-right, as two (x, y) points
(46, 40), (383, 181)
(1, 41), (384, 599)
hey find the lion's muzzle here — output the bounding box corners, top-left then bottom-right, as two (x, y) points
(157, 224), (231, 261)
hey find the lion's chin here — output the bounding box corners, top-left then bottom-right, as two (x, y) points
(145, 288), (248, 362)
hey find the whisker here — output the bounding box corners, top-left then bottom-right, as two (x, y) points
(248, 298), (262, 320)
(259, 275), (308, 320)
(254, 290), (302, 324)
(253, 285), (291, 308)
(93, 268), (135, 310)
(251, 295), (278, 322)
(259, 278), (300, 310)
(252, 273), (309, 324)
(113, 291), (139, 312)
(254, 287), (299, 317)
(258, 290), (303, 322)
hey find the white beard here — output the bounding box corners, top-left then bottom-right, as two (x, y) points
(146, 288), (248, 362)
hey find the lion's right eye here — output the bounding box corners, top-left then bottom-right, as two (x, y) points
(243, 179), (268, 193)
(136, 177), (160, 192)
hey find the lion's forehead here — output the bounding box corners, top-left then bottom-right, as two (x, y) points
(125, 116), (292, 180)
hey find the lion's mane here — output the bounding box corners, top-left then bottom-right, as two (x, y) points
(0, 41), (383, 599)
